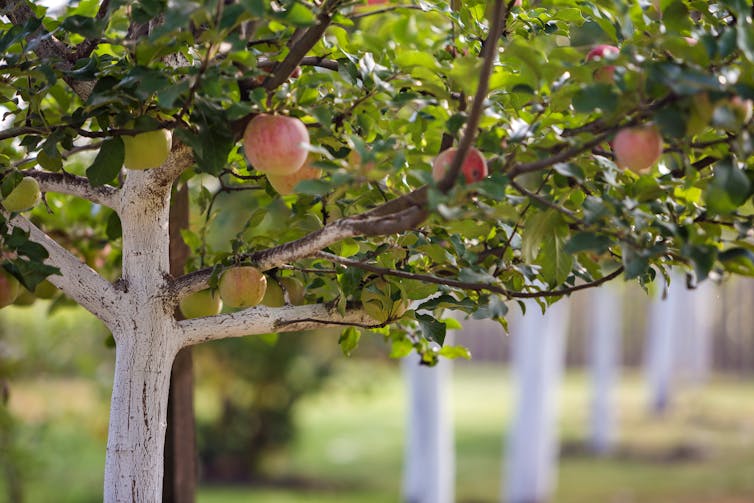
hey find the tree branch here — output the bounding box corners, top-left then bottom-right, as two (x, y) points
(437, 0), (504, 192)
(317, 251), (625, 299)
(22, 170), (121, 210)
(8, 213), (122, 328)
(178, 303), (378, 347)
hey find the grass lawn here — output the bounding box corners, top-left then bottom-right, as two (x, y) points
(5, 361), (754, 502)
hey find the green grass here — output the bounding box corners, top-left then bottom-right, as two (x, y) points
(6, 361), (754, 503)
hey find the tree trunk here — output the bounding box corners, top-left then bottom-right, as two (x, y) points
(504, 299), (570, 503)
(402, 338), (454, 503)
(104, 333), (178, 502)
(588, 285), (621, 455)
(163, 183), (197, 503)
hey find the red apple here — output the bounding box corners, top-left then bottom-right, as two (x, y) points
(243, 114), (310, 175)
(431, 147), (488, 184)
(612, 125), (664, 174)
(586, 45), (619, 83)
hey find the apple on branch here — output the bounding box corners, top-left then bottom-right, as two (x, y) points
(218, 266), (267, 308)
(122, 129), (172, 171)
(266, 156), (322, 195)
(243, 114), (310, 175)
(431, 147), (488, 184)
(280, 277), (305, 305)
(2, 176), (41, 212)
(586, 45), (619, 83)
(612, 125), (664, 174)
(261, 277), (285, 307)
(179, 290), (222, 319)
(0, 268), (21, 309)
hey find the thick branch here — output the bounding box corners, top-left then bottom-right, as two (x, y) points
(179, 303), (378, 347)
(23, 170), (120, 210)
(8, 214), (122, 328)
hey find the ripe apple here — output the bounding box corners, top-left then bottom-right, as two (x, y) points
(586, 45), (619, 83)
(0, 268), (20, 309)
(179, 289), (222, 318)
(360, 278), (409, 324)
(612, 125), (664, 174)
(266, 157), (322, 195)
(431, 147), (488, 184)
(280, 277), (305, 305)
(243, 114), (310, 175)
(261, 278), (285, 307)
(122, 129), (172, 171)
(219, 266), (267, 308)
(2, 176), (41, 212)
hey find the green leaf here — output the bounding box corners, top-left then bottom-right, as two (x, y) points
(87, 137), (124, 187)
(60, 15), (105, 39)
(572, 84), (618, 114)
(281, 3), (316, 26)
(438, 345), (472, 360)
(564, 232), (612, 254)
(719, 248), (754, 276)
(338, 327), (361, 357)
(737, 20), (754, 63)
(416, 313), (447, 346)
(704, 158), (751, 214)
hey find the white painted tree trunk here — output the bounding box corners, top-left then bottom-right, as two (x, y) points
(503, 299), (570, 503)
(644, 274), (682, 415)
(402, 339), (454, 503)
(588, 286), (621, 456)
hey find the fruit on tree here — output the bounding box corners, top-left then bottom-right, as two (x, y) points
(2, 176), (41, 212)
(218, 266), (267, 308)
(0, 268), (20, 308)
(280, 277), (305, 305)
(34, 279), (58, 299)
(360, 278), (409, 324)
(612, 125), (664, 174)
(122, 129), (172, 170)
(179, 290), (222, 319)
(431, 147), (488, 184)
(266, 157), (322, 195)
(586, 45), (619, 83)
(243, 114), (310, 175)
(13, 288), (36, 306)
(261, 278), (285, 307)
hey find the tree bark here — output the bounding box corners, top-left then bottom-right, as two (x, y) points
(164, 183), (197, 503)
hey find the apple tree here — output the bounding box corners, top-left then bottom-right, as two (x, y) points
(1, 0), (754, 500)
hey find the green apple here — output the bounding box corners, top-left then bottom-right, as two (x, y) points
(360, 278), (409, 324)
(0, 268), (20, 308)
(13, 288), (36, 306)
(33, 279), (58, 299)
(261, 278), (285, 307)
(122, 129), (172, 171)
(179, 289), (222, 318)
(2, 176), (41, 212)
(218, 266), (267, 308)
(280, 277), (305, 305)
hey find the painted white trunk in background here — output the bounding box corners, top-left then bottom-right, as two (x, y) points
(503, 299), (570, 503)
(588, 286), (621, 455)
(644, 273), (682, 414)
(402, 339), (454, 503)
(683, 281), (716, 385)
